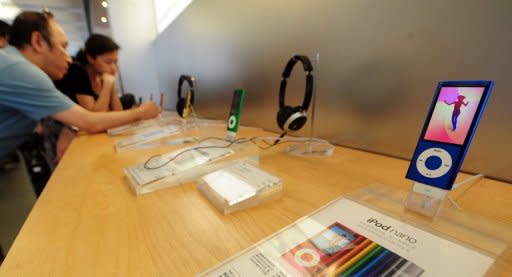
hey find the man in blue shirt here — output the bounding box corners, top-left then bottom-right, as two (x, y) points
(0, 20), (9, 48)
(0, 11), (159, 162)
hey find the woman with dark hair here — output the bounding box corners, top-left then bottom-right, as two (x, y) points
(45, 34), (128, 170)
(54, 33), (123, 111)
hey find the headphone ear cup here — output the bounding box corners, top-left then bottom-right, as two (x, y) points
(277, 106), (307, 131)
(277, 106), (294, 130)
(286, 106), (307, 131)
(176, 98), (184, 117)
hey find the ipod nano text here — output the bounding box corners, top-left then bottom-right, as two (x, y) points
(405, 80), (493, 190)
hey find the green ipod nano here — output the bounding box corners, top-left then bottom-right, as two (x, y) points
(226, 88), (246, 140)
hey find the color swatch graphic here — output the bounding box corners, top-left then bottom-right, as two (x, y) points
(424, 86), (484, 145)
(281, 222), (424, 277)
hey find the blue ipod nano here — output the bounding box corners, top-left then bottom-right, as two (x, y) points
(405, 80), (493, 190)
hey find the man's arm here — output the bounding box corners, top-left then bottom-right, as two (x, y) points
(51, 102), (159, 133)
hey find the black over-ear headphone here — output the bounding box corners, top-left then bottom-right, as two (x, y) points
(176, 75), (195, 117)
(277, 55), (313, 132)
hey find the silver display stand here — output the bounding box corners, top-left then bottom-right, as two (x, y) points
(287, 52), (334, 157)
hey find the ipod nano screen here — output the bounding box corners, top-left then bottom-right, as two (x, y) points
(423, 86), (485, 145)
(230, 92), (241, 114)
(310, 225), (355, 255)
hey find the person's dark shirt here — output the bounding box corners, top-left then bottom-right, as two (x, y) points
(54, 62), (96, 103)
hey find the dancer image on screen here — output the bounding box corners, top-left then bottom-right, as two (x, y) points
(444, 95), (468, 131)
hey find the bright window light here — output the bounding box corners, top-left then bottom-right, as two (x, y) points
(0, 1), (21, 21)
(153, 0), (193, 33)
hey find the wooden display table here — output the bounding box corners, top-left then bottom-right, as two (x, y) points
(1, 126), (511, 276)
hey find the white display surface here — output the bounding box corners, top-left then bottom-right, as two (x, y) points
(201, 162), (281, 206)
(200, 198), (494, 277)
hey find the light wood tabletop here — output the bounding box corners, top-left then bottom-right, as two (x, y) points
(1, 124), (511, 276)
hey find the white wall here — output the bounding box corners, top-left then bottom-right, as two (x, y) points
(107, 0), (160, 101)
(152, 0), (512, 182)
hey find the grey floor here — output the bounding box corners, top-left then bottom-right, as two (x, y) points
(0, 154), (36, 256)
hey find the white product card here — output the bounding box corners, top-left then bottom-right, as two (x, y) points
(202, 162), (281, 205)
(200, 198), (495, 277)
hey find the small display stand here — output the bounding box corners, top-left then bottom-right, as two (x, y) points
(114, 124), (182, 152)
(404, 182), (450, 217)
(346, 184), (512, 276)
(107, 111), (181, 136)
(288, 138), (335, 157)
(197, 161), (282, 214)
(124, 140), (259, 195)
(182, 110), (262, 143)
(177, 105), (202, 132)
(114, 108), (204, 152)
(176, 106), (229, 140)
(287, 52), (334, 157)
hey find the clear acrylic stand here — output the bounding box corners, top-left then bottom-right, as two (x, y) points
(287, 52), (334, 157)
(124, 140), (259, 195)
(114, 124), (182, 152)
(117, 106), (204, 151)
(346, 184), (512, 276)
(107, 112), (181, 136)
(199, 184), (512, 276)
(113, 109), (206, 152)
(181, 105), (229, 138)
(197, 160), (283, 214)
(174, 104), (202, 143)
(404, 173), (485, 217)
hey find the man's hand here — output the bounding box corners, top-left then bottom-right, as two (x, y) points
(55, 127), (76, 162)
(137, 101), (160, 120)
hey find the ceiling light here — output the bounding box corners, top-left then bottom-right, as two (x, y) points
(101, 1), (108, 8)
(100, 16), (107, 23)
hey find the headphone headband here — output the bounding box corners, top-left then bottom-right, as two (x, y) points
(281, 55), (313, 78)
(177, 74), (195, 104)
(279, 55), (314, 111)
